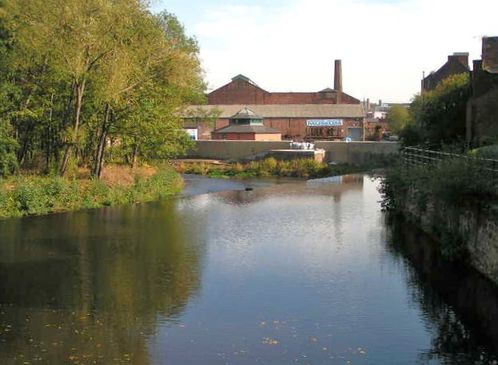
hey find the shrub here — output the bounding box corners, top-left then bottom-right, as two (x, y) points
(0, 120), (18, 177)
(380, 158), (497, 211)
(179, 158), (365, 179)
(469, 144), (498, 160)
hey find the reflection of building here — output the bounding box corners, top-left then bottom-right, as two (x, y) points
(213, 175), (364, 206)
(421, 52), (470, 92)
(212, 107), (281, 141)
(185, 60), (366, 141)
(467, 36), (498, 146)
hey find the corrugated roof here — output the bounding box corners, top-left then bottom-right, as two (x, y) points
(185, 104), (365, 119)
(213, 125), (281, 134)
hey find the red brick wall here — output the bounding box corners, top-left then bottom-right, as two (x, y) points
(208, 80), (270, 105)
(210, 118), (363, 140)
(208, 80), (360, 105)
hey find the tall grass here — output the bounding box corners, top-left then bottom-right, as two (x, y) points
(0, 168), (182, 219)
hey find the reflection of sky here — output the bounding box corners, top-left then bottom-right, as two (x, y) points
(151, 176), (435, 364)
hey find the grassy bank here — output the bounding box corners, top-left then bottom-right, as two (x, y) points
(0, 166), (183, 219)
(176, 158), (366, 179)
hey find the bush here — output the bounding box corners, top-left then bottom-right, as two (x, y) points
(399, 124), (423, 147)
(180, 158), (365, 179)
(0, 120), (19, 177)
(380, 158), (497, 211)
(469, 144), (498, 160)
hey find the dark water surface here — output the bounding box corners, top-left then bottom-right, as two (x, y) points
(0, 175), (497, 364)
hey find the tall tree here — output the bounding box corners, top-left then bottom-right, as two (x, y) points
(2, 0), (205, 177)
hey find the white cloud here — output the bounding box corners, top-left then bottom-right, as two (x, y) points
(193, 0), (497, 102)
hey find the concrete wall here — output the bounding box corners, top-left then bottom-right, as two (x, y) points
(187, 140), (400, 164)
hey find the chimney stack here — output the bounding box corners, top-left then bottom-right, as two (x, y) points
(448, 52), (469, 68)
(334, 59), (343, 92)
(334, 59), (343, 103)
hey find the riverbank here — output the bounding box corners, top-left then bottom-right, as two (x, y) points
(0, 165), (183, 219)
(380, 159), (498, 285)
(175, 158), (366, 179)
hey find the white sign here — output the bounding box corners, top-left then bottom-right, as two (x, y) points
(306, 119), (343, 127)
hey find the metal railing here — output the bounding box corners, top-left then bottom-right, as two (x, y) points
(402, 146), (498, 183)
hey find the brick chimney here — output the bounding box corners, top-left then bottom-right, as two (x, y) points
(334, 59), (343, 103)
(334, 60), (343, 92)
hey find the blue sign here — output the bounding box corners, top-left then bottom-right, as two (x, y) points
(306, 119), (343, 127)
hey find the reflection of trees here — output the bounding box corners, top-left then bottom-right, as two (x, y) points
(385, 217), (498, 363)
(0, 200), (202, 364)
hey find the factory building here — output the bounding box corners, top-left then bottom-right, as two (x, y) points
(185, 60), (366, 141)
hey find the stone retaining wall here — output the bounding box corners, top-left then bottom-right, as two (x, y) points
(402, 190), (498, 285)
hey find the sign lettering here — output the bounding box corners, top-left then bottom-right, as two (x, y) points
(306, 119), (343, 127)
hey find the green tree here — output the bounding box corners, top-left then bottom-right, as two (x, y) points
(1, 0), (204, 177)
(410, 73), (471, 147)
(387, 105), (411, 134)
(0, 120), (18, 176)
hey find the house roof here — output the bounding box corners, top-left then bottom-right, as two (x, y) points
(231, 74), (260, 86)
(482, 36), (498, 74)
(185, 104), (365, 119)
(230, 107), (262, 120)
(213, 125), (281, 134)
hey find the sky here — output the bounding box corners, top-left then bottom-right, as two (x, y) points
(151, 0), (498, 103)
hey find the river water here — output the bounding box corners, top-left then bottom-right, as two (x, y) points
(0, 174), (497, 365)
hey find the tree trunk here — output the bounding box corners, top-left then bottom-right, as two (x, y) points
(93, 104), (111, 178)
(60, 80), (86, 176)
(131, 144), (139, 169)
(45, 93), (55, 173)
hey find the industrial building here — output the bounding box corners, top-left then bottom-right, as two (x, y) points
(184, 60), (366, 141)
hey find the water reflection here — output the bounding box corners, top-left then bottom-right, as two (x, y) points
(386, 217), (498, 364)
(0, 202), (203, 364)
(0, 175), (497, 365)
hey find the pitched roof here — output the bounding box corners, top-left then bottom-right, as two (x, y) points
(231, 74), (260, 86)
(230, 107), (262, 119)
(185, 104), (365, 119)
(213, 125), (281, 134)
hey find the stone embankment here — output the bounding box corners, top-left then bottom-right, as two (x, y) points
(402, 189), (498, 285)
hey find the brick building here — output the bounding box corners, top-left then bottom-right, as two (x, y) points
(421, 52), (470, 92)
(186, 60), (366, 140)
(467, 36), (498, 146)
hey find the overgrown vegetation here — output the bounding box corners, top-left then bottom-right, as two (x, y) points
(379, 157), (497, 260)
(0, 166), (182, 219)
(177, 158), (368, 179)
(0, 0), (203, 178)
(380, 159), (497, 212)
(395, 73), (471, 148)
